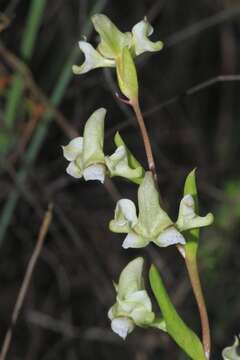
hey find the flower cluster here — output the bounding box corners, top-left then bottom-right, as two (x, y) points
(62, 108), (144, 184)
(110, 172), (213, 249)
(72, 14), (163, 76)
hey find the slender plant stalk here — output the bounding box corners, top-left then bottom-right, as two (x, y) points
(185, 244), (211, 359)
(131, 98), (158, 182)
(129, 96), (210, 359)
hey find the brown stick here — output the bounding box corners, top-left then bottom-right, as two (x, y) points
(185, 250), (211, 359)
(0, 204), (53, 360)
(131, 98), (158, 184)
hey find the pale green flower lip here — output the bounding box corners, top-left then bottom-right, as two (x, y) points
(108, 257), (156, 339)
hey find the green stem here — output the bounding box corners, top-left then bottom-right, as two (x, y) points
(185, 243), (211, 360)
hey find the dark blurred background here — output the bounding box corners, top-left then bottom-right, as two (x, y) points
(0, 0), (240, 359)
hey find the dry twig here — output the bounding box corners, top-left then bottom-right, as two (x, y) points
(0, 204), (53, 360)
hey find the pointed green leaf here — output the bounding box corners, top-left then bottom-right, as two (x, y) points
(116, 47), (138, 100)
(149, 265), (206, 360)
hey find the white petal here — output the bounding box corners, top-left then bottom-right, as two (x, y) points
(155, 227), (186, 247)
(72, 41), (115, 75)
(122, 232), (149, 249)
(176, 194), (214, 231)
(83, 164), (105, 183)
(62, 137), (83, 161)
(66, 161), (82, 179)
(117, 199), (138, 226)
(132, 18), (163, 56)
(111, 317), (134, 340)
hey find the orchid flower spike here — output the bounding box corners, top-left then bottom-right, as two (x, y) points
(108, 257), (155, 339)
(222, 336), (240, 360)
(62, 108), (106, 183)
(109, 172), (185, 249)
(72, 14), (163, 75)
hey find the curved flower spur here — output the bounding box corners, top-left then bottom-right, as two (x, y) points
(109, 172), (213, 249)
(72, 14), (163, 75)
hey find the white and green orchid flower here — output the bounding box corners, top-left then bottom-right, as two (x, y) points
(62, 111), (145, 184)
(110, 171), (214, 249)
(108, 257), (156, 339)
(62, 108), (106, 183)
(72, 14), (163, 75)
(109, 172), (185, 249)
(176, 194), (214, 232)
(222, 336), (240, 360)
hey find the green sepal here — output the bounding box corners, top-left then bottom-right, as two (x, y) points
(135, 172), (173, 238)
(82, 107), (105, 167)
(150, 318), (167, 332)
(149, 265), (206, 360)
(92, 14), (132, 59)
(116, 47), (138, 100)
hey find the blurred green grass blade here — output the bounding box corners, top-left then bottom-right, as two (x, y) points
(0, 0), (107, 245)
(20, 0), (47, 59)
(149, 265), (206, 360)
(4, 0), (47, 129)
